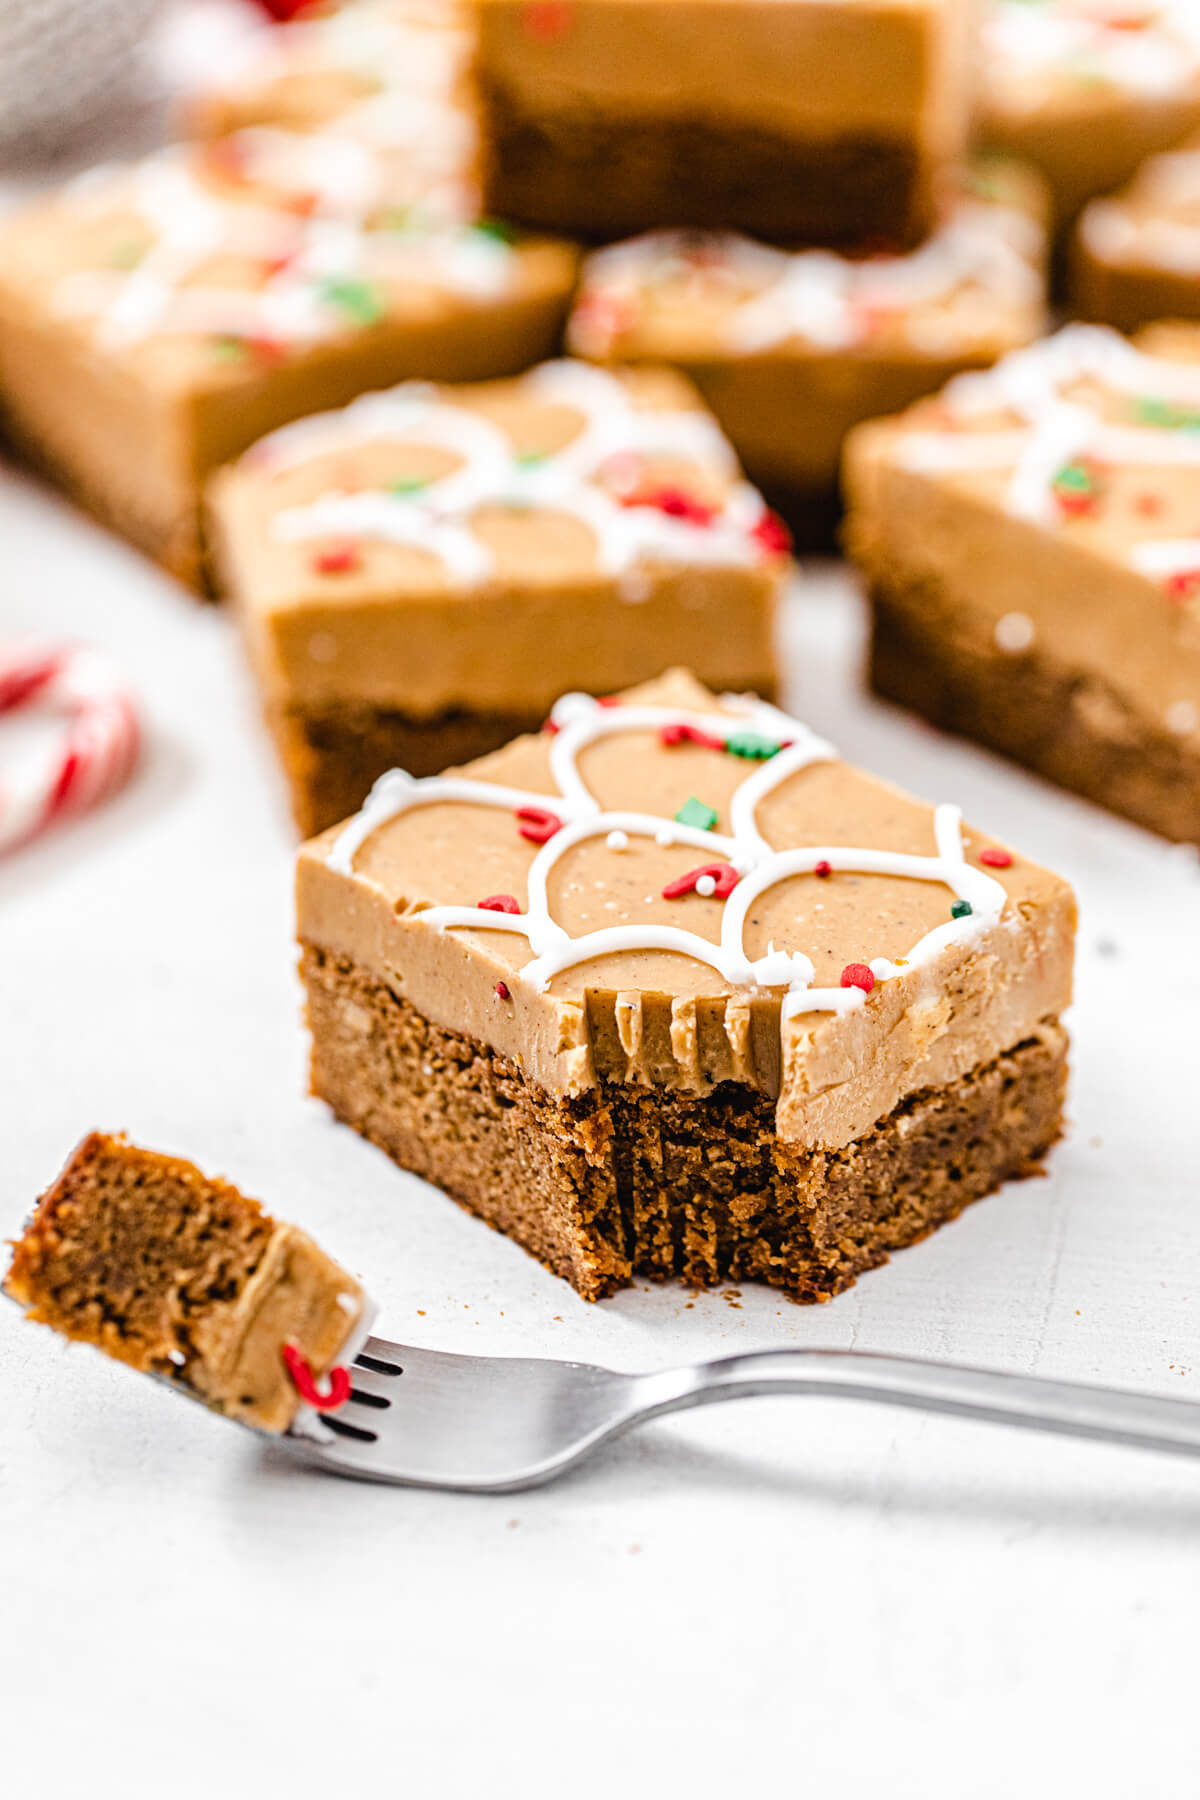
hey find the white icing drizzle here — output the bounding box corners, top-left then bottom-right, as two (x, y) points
(985, 0), (1200, 103)
(1129, 537), (1200, 578)
(210, 0), (469, 110)
(894, 323), (1200, 532)
(568, 195), (1043, 361)
(1080, 146), (1200, 275)
(52, 126), (512, 351)
(328, 694), (1009, 1034)
(265, 361), (772, 582)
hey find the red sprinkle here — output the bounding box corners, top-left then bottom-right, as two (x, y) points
(596, 695), (623, 708)
(979, 847), (1013, 869)
(495, 981), (511, 1000)
(256, 0), (319, 17)
(247, 334), (287, 365)
(522, 0), (572, 37)
(313, 544), (360, 575)
(814, 859), (832, 879)
(478, 893), (521, 913)
(659, 721), (725, 751)
(541, 717), (561, 735)
(661, 862), (740, 900)
(1165, 569), (1200, 604)
(515, 805), (563, 844)
(281, 1343), (351, 1411)
(750, 509), (793, 559)
(621, 485), (716, 527)
(840, 962), (875, 994)
(1135, 492), (1164, 517)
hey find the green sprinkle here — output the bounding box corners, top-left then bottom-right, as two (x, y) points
(319, 277), (386, 327)
(950, 899), (973, 920)
(211, 335), (248, 361)
(1053, 461), (1093, 493)
(473, 218), (515, 244)
(1134, 395), (1200, 432)
(725, 731), (781, 761)
(675, 797), (718, 831)
(515, 449), (549, 467)
(107, 240), (146, 269)
(390, 476), (430, 496)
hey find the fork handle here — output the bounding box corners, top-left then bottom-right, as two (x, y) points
(630, 1349), (1200, 1460)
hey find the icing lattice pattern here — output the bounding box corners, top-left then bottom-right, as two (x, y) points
(258, 361), (781, 586)
(52, 128), (500, 354)
(985, 0), (1200, 99)
(329, 691), (1009, 1028)
(568, 196), (1043, 359)
(895, 323), (1200, 581)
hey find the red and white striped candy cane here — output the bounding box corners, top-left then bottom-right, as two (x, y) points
(0, 643), (141, 856)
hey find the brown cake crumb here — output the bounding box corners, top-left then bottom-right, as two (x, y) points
(5, 1132), (365, 1433)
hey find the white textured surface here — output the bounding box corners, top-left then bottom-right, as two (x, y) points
(4, 454), (1200, 1795)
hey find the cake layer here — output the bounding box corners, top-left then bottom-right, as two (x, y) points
(869, 571), (1200, 843)
(4, 1132), (366, 1433)
(270, 697), (551, 836)
(474, 0), (973, 244)
(303, 944), (1068, 1302)
(478, 102), (924, 246)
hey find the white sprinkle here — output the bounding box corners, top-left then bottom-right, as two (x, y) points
(167, 1349), (186, 1367)
(695, 875), (717, 896)
(308, 632), (338, 663)
(994, 610), (1036, 653)
(1166, 700), (1199, 736)
(606, 829), (630, 851)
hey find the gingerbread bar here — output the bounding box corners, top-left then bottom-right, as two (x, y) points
(981, 0), (1200, 227)
(4, 1132), (367, 1433)
(209, 362), (788, 835)
(1073, 136), (1200, 331)
(473, 0), (975, 246)
(297, 669), (1075, 1303)
(0, 131), (576, 586)
(844, 322), (1200, 842)
(567, 161), (1048, 545)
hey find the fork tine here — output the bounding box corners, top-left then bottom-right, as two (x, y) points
(357, 1335), (407, 1372)
(344, 1363), (397, 1403)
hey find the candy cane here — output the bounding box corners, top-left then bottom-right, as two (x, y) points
(0, 643), (141, 856)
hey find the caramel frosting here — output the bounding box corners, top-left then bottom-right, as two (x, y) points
(845, 323), (1200, 744)
(567, 163), (1047, 367)
(189, 1221), (368, 1434)
(983, 0), (1200, 119)
(297, 671), (1075, 1152)
(211, 362), (786, 716)
(1078, 135), (1200, 274)
(0, 131), (571, 395)
(475, 0), (973, 155)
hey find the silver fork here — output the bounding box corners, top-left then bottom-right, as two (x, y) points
(282, 1334), (1200, 1491)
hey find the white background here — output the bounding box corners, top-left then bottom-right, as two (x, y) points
(4, 14), (1200, 1784)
